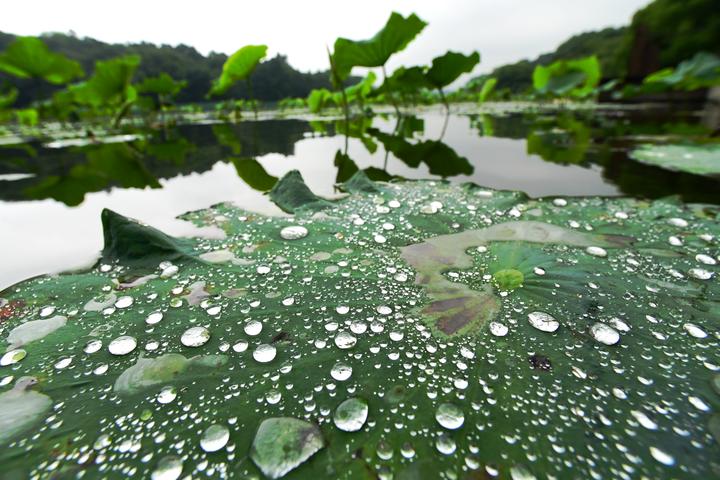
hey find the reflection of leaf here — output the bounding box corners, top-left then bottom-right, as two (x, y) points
(212, 124), (243, 155)
(231, 157), (278, 191)
(332, 12), (427, 81)
(526, 115), (591, 165)
(425, 51), (480, 89)
(369, 128), (473, 176)
(146, 138), (196, 164)
(209, 45), (268, 96)
(0, 37), (83, 84)
(630, 144), (720, 177)
(23, 143), (159, 206)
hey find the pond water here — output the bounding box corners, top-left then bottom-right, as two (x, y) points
(1, 103), (718, 289)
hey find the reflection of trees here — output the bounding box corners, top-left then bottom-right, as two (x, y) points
(0, 119), (314, 204)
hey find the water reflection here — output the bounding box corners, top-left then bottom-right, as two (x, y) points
(1, 106), (719, 288)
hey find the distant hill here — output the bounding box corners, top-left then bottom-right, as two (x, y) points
(0, 31), (341, 106)
(473, 27), (627, 94)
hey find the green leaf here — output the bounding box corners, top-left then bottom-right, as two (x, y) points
(478, 77), (497, 103)
(0, 37), (84, 84)
(2, 180), (720, 479)
(307, 88), (335, 113)
(532, 55), (601, 98)
(209, 45), (268, 96)
(0, 87), (18, 109)
(425, 51), (480, 89)
(14, 108), (38, 127)
(69, 55), (141, 106)
(332, 12), (427, 81)
(268, 170), (333, 213)
(644, 52), (720, 91)
(377, 66), (431, 95)
(630, 143), (720, 177)
(136, 73), (187, 97)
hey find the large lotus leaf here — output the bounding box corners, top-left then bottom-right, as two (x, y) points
(375, 65), (431, 96)
(0, 37), (84, 84)
(425, 51), (480, 89)
(332, 12), (427, 81)
(136, 73), (187, 97)
(1, 177), (720, 479)
(630, 144), (720, 177)
(533, 55), (601, 98)
(69, 55), (141, 106)
(306, 88), (335, 114)
(209, 45), (268, 96)
(644, 52), (720, 91)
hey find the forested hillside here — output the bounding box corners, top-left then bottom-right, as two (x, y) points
(0, 31), (339, 106)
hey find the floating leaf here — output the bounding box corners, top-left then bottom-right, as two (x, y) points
(1, 179), (719, 479)
(630, 143), (720, 177)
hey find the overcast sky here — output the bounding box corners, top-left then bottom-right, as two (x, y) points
(2, 0), (650, 76)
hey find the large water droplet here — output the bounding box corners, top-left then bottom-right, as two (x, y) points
(333, 398), (368, 432)
(590, 322), (620, 345)
(280, 225), (308, 240)
(181, 326), (210, 347)
(108, 336), (137, 356)
(250, 417), (324, 479)
(527, 312), (559, 333)
(334, 331), (357, 349)
(253, 344), (277, 363)
(330, 362), (352, 381)
(200, 424), (229, 452)
(151, 455), (183, 480)
(435, 403), (464, 430)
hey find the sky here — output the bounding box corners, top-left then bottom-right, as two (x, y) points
(1, 0), (650, 76)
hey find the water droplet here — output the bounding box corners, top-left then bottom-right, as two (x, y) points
(232, 340), (248, 352)
(146, 311), (163, 325)
(489, 322), (508, 337)
(376, 305), (392, 315)
(253, 344), (277, 363)
(157, 386), (177, 404)
(689, 268), (714, 280)
(0, 349), (26, 366)
(333, 397), (368, 432)
(649, 446), (674, 466)
(668, 218), (688, 228)
(331, 362), (352, 381)
(585, 246), (607, 257)
(250, 417), (323, 479)
(684, 323), (707, 338)
(244, 320), (263, 336)
(435, 434), (456, 455)
(527, 312), (559, 333)
(695, 254), (717, 265)
(181, 326), (210, 347)
(115, 296), (133, 309)
(334, 331), (357, 349)
(54, 357), (72, 369)
(108, 336), (137, 356)
(151, 455), (183, 480)
(280, 225), (308, 240)
(435, 403), (464, 430)
(200, 424), (229, 452)
(590, 322), (620, 345)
